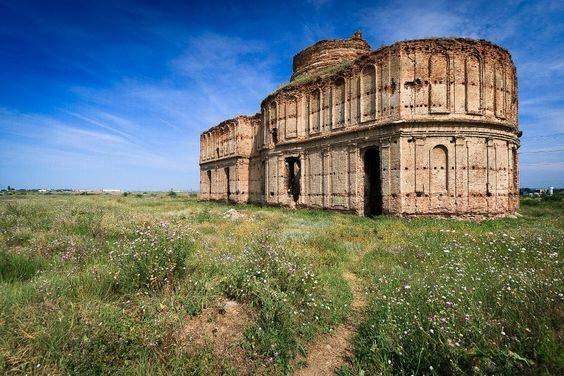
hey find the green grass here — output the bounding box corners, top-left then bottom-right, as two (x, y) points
(0, 251), (44, 282)
(0, 193), (562, 374)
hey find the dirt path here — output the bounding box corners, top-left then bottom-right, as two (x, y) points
(294, 271), (366, 375)
(179, 300), (254, 373)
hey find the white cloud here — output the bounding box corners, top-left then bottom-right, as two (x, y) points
(0, 108), (183, 172)
(360, 7), (466, 42)
(171, 33), (277, 114)
(357, 0), (561, 46)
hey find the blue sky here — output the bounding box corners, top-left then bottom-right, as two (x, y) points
(0, 0), (562, 190)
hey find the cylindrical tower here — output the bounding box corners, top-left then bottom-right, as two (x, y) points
(291, 31), (371, 81)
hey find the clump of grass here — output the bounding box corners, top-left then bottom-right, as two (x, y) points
(0, 251), (43, 282)
(109, 222), (194, 292)
(194, 209), (215, 223)
(272, 60), (352, 94)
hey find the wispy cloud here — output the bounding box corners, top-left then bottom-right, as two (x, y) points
(0, 29), (278, 190)
(0, 108), (181, 170)
(358, 0), (561, 45)
(172, 33), (277, 114)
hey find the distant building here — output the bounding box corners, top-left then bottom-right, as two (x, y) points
(102, 189), (122, 194)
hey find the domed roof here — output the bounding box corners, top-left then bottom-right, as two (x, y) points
(291, 31), (371, 82)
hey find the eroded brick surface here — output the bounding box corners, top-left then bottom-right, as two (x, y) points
(199, 33), (520, 217)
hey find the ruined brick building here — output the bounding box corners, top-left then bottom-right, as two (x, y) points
(199, 32), (520, 216)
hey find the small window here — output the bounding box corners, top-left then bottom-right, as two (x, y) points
(431, 145), (448, 193)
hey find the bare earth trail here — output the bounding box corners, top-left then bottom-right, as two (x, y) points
(294, 269), (367, 375)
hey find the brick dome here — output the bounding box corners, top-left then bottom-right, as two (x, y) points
(291, 31), (371, 81)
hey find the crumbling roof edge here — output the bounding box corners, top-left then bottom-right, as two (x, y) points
(292, 35), (372, 62)
(200, 113), (260, 136)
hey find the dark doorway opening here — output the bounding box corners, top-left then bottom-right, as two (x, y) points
(224, 167), (230, 201)
(286, 157), (301, 203)
(364, 147), (382, 216)
(207, 170), (212, 196)
(261, 161), (266, 198)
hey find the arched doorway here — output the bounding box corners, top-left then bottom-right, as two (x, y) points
(224, 167), (230, 202)
(286, 157), (301, 203)
(364, 147), (382, 216)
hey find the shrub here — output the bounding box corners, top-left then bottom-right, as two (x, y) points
(223, 237), (351, 370)
(109, 222), (194, 292)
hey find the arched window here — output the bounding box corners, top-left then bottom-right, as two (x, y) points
(310, 89), (321, 133)
(494, 61), (506, 118)
(262, 106), (268, 148)
(206, 133), (213, 159)
(220, 129), (225, 156)
(269, 102), (277, 145)
(361, 65), (376, 121)
(278, 100), (286, 140)
(217, 130), (222, 157)
(200, 136), (204, 160)
(506, 67), (515, 120)
(334, 77), (346, 127)
(229, 125), (235, 154)
(350, 75), (361, 124)
(465, 53), (481, 114)
(429, 53), (449, 113)
(511, 147), (518, 191)
(322, 85), (331, 131)
(378, 62), (387, 115)
(286, 96), (298, 138)
(431, 145), (448, 193)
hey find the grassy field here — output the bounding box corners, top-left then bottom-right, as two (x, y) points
(0, 193), (562, 375)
